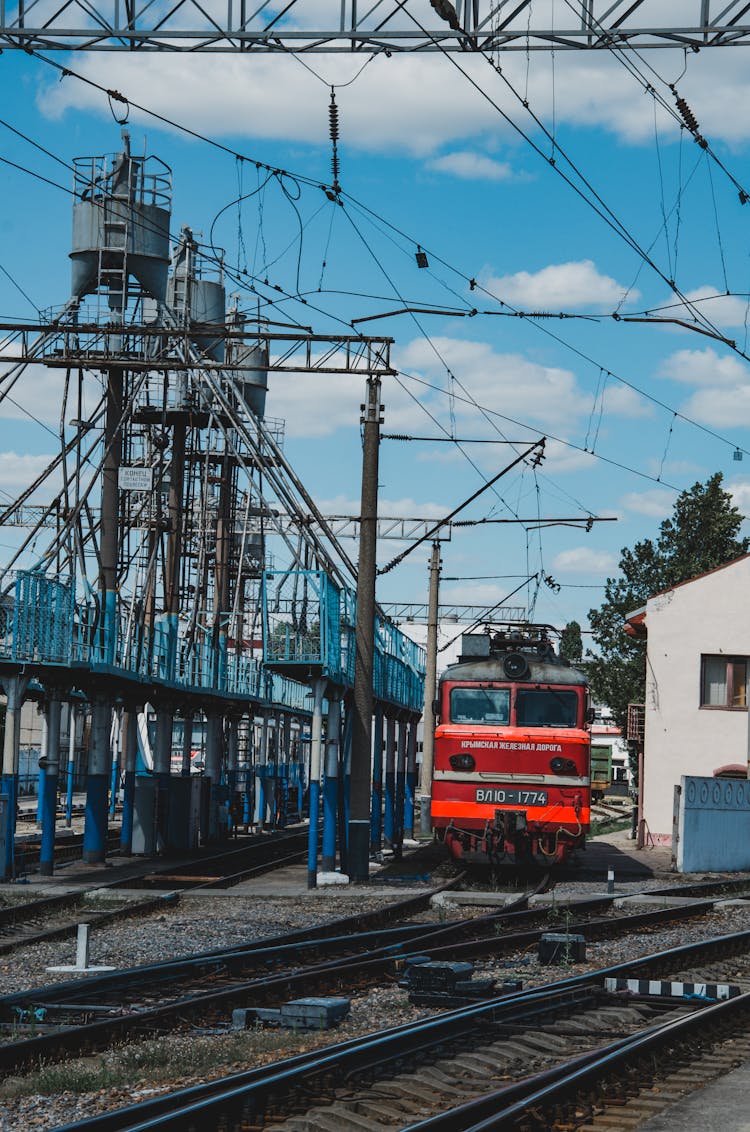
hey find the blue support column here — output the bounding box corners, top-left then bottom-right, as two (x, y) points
(243, 713), (254, 826)
(227, 716), (239, 833)
(404, 715), (418, 840)
(120, 708), (138, 854)
(255, 712), (269, 830)
(39, 695), (62, 876)
(321, 697), (341, 873)
(65, 703), (76, 828)
(383, 715), (396, 848)
(203, 712), (223, 842)
(394, 716), (407, 859)
(82, 698), (112, 864)
(370, 705), (384, 853)
(1, 675), (28, 880)
(109, 710), (121, 819)
(307, 678), (326, 888)
(153, 705), (173, 853)
(181, 711), (194, 777)
(36, 713), (47, 823)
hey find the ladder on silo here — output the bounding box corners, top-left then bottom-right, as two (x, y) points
(97, 165), (132, 317)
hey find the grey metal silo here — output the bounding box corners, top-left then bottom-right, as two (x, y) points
(167, 226), (226, 362)
(225, 307), (269, 419)
(70, 131), (172, 315)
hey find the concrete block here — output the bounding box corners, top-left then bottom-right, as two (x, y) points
(613, 895), (703, 908)
(538, 933), (586, 965)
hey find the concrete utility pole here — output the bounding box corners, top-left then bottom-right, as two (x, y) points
(348, 375), (382, 883)
(419, 540), (441, 834)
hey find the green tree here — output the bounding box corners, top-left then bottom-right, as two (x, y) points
(559, 620), (583, 664)
(588, 473), (748, 732)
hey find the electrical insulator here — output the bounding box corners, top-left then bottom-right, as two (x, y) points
(329, 90), (341, 196)
(675, 95), (700, 136)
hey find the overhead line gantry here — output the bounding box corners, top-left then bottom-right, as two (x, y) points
(1, 1), (749, 52)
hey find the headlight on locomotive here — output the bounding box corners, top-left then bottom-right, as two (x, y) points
(449, 753), (476, 771)
(550, 756), (578, 774)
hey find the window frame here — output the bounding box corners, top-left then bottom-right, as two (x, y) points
(700, 654), (748, 711)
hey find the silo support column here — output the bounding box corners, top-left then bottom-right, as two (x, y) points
(83, 698), (112, 864)
(39, 695), (62, 876)
(120, 708), (138, 855)
(307, 678), (326, 888)
(322, 698), (341, 873)
(383, 715), (396, 849)
(1, 675), (29, 880)
(404, 716), (418, 841)
(370, 705), (384, 853)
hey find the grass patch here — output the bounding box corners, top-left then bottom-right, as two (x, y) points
(588, 817), (632, 839)
(0, 1026), (336, 1100)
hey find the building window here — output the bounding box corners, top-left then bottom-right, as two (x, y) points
(701, 655), (748, 709)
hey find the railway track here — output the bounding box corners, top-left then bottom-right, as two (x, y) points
(47, 926), (750, 1132)
(13, 830), (122, 872)
(0, 878), (744, 1077)
(0, 826), (315, 958)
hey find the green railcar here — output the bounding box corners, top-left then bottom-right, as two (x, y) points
(590, 744), (612, 802)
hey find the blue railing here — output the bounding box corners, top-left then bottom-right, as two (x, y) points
(262, 570), (425, 709)
(1, 569), (424, 714)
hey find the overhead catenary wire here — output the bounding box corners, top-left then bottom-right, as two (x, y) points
(12, 44), (750, 476)
(6, 45), (750, 546)
(378, 439), (545, 576)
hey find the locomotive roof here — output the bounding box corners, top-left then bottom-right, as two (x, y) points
(441, 655), (587, 686)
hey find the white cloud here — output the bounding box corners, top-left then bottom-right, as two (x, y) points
(658, 347), (749, 387)
(621, 488), (674, 519)
(0, 452), (59, 493)
(269, 335), (654, 441)
(656, 347), (750, 426)
(396, 336), (590, 434)
(541, 441), (597, 474)
(662, 287), (750, 330)
(36, 47), (750, 154)
(426, 151), (516, 182)
(552, 547), (617, 575)
(601, 385), (652, 418)
(728, 479), (750, 518)
(482, 260), (637, 311)
(319, 493), (446, 519)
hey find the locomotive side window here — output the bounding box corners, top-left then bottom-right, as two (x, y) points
(450, 687), (510, 724)
(515, 689), (578, 727)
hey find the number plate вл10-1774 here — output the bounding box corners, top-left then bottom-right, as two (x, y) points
(475, 788), (548, 806)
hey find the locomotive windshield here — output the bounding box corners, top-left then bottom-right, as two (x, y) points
(515, 689), (578, 728)
(450, 687), (510, 725)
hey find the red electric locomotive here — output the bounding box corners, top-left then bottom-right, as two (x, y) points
(431, 625), (591, 865)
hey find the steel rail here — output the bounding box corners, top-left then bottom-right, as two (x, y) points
(50, 927), (750, 1132)
(52, 983), (601, 1132)
(405, 990), (750, 1131)
(0, 893), (727, 1075)
(0, 877), (543, 1018)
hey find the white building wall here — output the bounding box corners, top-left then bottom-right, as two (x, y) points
(643, 556), (750, 842)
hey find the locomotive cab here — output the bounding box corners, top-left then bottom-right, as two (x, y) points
(431, 625), (591, 865)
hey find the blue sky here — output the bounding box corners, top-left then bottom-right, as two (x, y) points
(2, 32), (750, 639)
